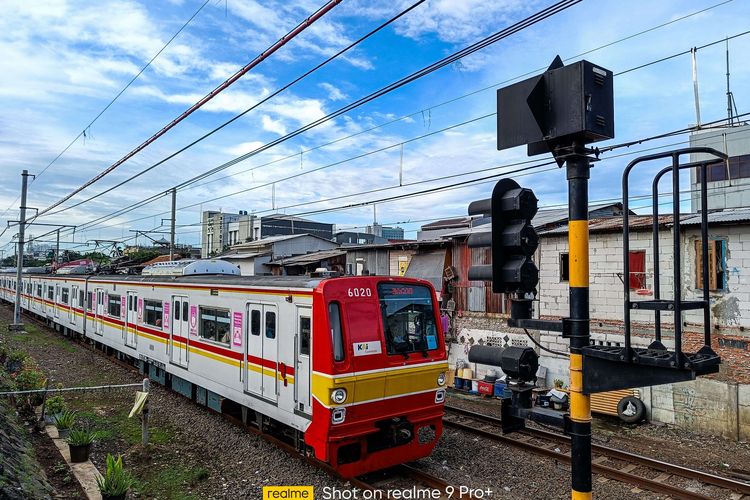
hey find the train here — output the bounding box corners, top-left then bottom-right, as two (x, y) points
(0, 267), (448, 477)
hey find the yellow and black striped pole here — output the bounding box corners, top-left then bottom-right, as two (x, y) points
(567, 152), (592, 499)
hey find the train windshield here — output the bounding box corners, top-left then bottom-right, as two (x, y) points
(378, 283), (439, 356)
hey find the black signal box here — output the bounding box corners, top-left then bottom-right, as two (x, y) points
(497, 58), (614, 157)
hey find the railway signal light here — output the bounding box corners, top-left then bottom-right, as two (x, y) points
(467, 178), (539, 295)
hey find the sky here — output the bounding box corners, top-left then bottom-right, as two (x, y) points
(1, 0), (749, 254)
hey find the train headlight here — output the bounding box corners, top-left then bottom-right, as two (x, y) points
(437, 373), (446, 386)
(331, 388), (347, 404)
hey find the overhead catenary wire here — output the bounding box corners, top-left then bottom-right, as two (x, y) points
(23, 7), (750, 245)
(33, 0), (346, 219)
(40, 0), (431, 218)
(29, 0), (737, 231)
(44, 24), (750, 240)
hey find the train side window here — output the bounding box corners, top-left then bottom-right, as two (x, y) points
(265, 311), (276, 339)
(144, 299), (163, 327)
(174, 301), (180, 321)
(199, 307), (231, 345)
(79, 290), (84, 307)
(183, 301), (189, 321)
(87, 292), (93, 311)
(47, 286), (54, 300)
(61, 288), (69, 305)
(36, 284), (42, 297)
(328, 302), (345, 362)
(299, 317), (311, 356)
(251, 310), (261, 336)
(107, 294), (121, 317)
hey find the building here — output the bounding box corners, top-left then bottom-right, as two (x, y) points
(219, 234), (339, 276)
(690, 122), (750, 211)
(334, 231), (388, 246)
(365, 223), (404, 240)
(202, 211), (333, 258)
(267, 248), (347, 276)
(417, 217), (476, 241)
(261, 214), (334, 240)
(202, 211), (240, 258)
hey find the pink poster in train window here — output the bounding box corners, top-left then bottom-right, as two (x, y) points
(137, 298), (143, 322)
(162, 301), (170, 331)
(232, 312), (243, 347)
(189, 305), (198, 336)
(120, 296), (125, 318)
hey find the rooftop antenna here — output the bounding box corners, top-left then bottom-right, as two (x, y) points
(726, 37), (736, 126)
(691, 47), (701, 128)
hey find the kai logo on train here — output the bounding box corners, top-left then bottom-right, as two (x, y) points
(353, 341), (382, 356)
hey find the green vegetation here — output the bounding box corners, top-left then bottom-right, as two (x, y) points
(54, 410), (76, 430)
(132, 465), (208, 500)
(96, 454), (135, 497)
(45, 395), (66, 416)
(67, 428), (96, 446)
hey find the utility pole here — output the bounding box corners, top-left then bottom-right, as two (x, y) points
(55, 228), (61, 267)
(11, 170), (30, 331)
(170, 188), (176, 261)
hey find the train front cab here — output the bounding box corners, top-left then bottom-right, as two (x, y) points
(307, 276), (448, 477)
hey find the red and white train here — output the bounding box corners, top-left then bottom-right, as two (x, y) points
(0, 270), (448, 476)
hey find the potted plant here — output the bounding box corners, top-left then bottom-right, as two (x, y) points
(97, 454), (136, 500)
(68, 428), (96, 463)
(44, 395), (66, 424)
(54, 410), (76, 439)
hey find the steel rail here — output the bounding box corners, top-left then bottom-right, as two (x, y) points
(6, 303), (462, 497)
(445, 404), (750, 499)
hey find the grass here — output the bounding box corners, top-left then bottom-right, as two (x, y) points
(133, 466), (208, 500)
(7, 324), (76, 353)
(71, 408), (174, 445)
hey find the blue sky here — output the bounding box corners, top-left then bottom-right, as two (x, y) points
(1, 0), (749, 252)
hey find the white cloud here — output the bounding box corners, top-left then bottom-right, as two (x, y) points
(319, 82), (347, 101)
(261, 115), (287, 135)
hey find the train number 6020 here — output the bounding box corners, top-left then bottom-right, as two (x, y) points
(347, 287), (372, 297)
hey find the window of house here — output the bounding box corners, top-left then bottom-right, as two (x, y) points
(698, 155), (750, 182)
(265, 311), (276, 339)
(628, 251), (647, 289)
(695, 239), (728, 291)
(250, 310), (260, 336)
(108, 294), (121, 317)
(61, 288), (69, 305)
(328, 302), (345, 362)
(299, 317), (311, 356)
(87, 292), (93, 311)
(199, 307), (230, 344)
(144, 300), (163, 327)
(560, 253), (570, 282)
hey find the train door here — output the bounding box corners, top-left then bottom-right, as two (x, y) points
(70, 285), (78, 323)
(170, 295), (189, 368)
(20, 281), (28, 309)
(54, 284), (61, 319)
(125, 291), (137, 348)
(294, 306), (312, 415)
(95, 289), (105, 335)
(245, 302), (278, 402)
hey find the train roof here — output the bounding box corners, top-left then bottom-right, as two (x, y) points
(0, 272), (324, 290)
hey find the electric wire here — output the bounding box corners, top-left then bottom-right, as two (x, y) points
(34, 0), (345, 218)
(18, 5), (749, 244)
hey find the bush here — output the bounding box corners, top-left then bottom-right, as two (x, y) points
(5, 350), (28, 374)
(45, 395), (66, 416)
(14, 367), (47, 408)
(96, 454), (135, 497)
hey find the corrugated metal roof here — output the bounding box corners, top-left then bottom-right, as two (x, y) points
(269, 249), (346, 266)
(680, 208), (750, 225)
(404, 250), (446, 291)
(540, 215), (677, 236)
(219, 252), (269, 259)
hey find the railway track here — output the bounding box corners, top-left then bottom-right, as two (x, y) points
(444, 404), (750, 500)
(14, 308), (463, 497)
